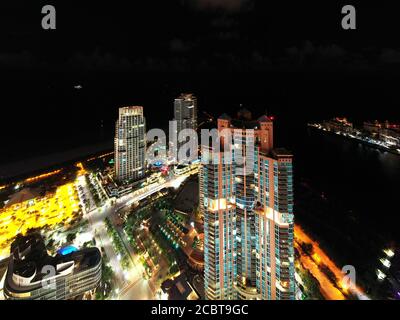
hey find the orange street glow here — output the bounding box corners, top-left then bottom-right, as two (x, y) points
(0, 183), (81, 258)
(295, 225), (368, 299)
(24, 169), (62, 184)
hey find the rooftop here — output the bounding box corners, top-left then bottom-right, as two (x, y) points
(272, 148), (293, 158)
(176, 93), (196, 101)
(161, 272), (199, 300)
(5, 234), (101, 294)
(218, 109), (273, 130)
(5, 188), (40, 208)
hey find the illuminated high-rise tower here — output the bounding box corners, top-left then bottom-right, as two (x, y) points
(201, 109), (295, 300)
(201, 144), (236, 300)
(173, 94), (198, 158)
(114, 106), (146, 183)
(254, 147), (295, 300)
(174, 93), (197, 134)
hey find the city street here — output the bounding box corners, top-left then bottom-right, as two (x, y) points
(78, 165), (199, 300)
(295, 225), (370, 300)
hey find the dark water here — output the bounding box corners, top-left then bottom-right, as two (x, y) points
(289, 126), (400, 278)
(293, 127), (400, 242)
(297, 128), (400, 219)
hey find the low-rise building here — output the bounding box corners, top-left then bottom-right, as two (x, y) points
(3, 234), (101, 300)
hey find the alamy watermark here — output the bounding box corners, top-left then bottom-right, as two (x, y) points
(41, 5), (56, 30)
(146, 121), (255, 175)
(41, 265), (56, 290)
(342, 265), (356, 291)
(41, 5), (357, 31)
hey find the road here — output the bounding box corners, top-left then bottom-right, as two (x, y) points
(77, 175), (129, 290)
(120, 169), (197, 207)
(79, 167), (198, 300)
(295, 225), (370, 300)
(81, 207), (126, 288)
(295, 239), (345, 300)
(80, 187), (151, 298)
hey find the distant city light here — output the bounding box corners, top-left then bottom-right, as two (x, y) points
(380, 258), (391, 268)
(376, 269), (386, 280)
(383, 248), (395, 258)
(157, 290), (169, 300)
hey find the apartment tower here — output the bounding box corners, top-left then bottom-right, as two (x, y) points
(201, 109), (295, 300)
(114, 106), (146, 183)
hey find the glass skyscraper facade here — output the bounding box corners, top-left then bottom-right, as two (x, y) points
(174, 93), (198, 135)
(201, 110), (295, 300)
(114, 106), (146, 183)
(201, 148), (236, 300)
(173, 93), (198, 159)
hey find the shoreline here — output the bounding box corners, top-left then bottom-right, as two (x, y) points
(307, 125), (400, 156)
(0, 141), (113, 183)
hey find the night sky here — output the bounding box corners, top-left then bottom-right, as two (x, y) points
(1, 1), (400, 165)
(2, 1), (400, 72)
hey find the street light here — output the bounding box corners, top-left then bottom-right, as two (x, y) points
(380, 258), (391, 268)
(383, 248), (395, 258)
(376, 269), (386, 281)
